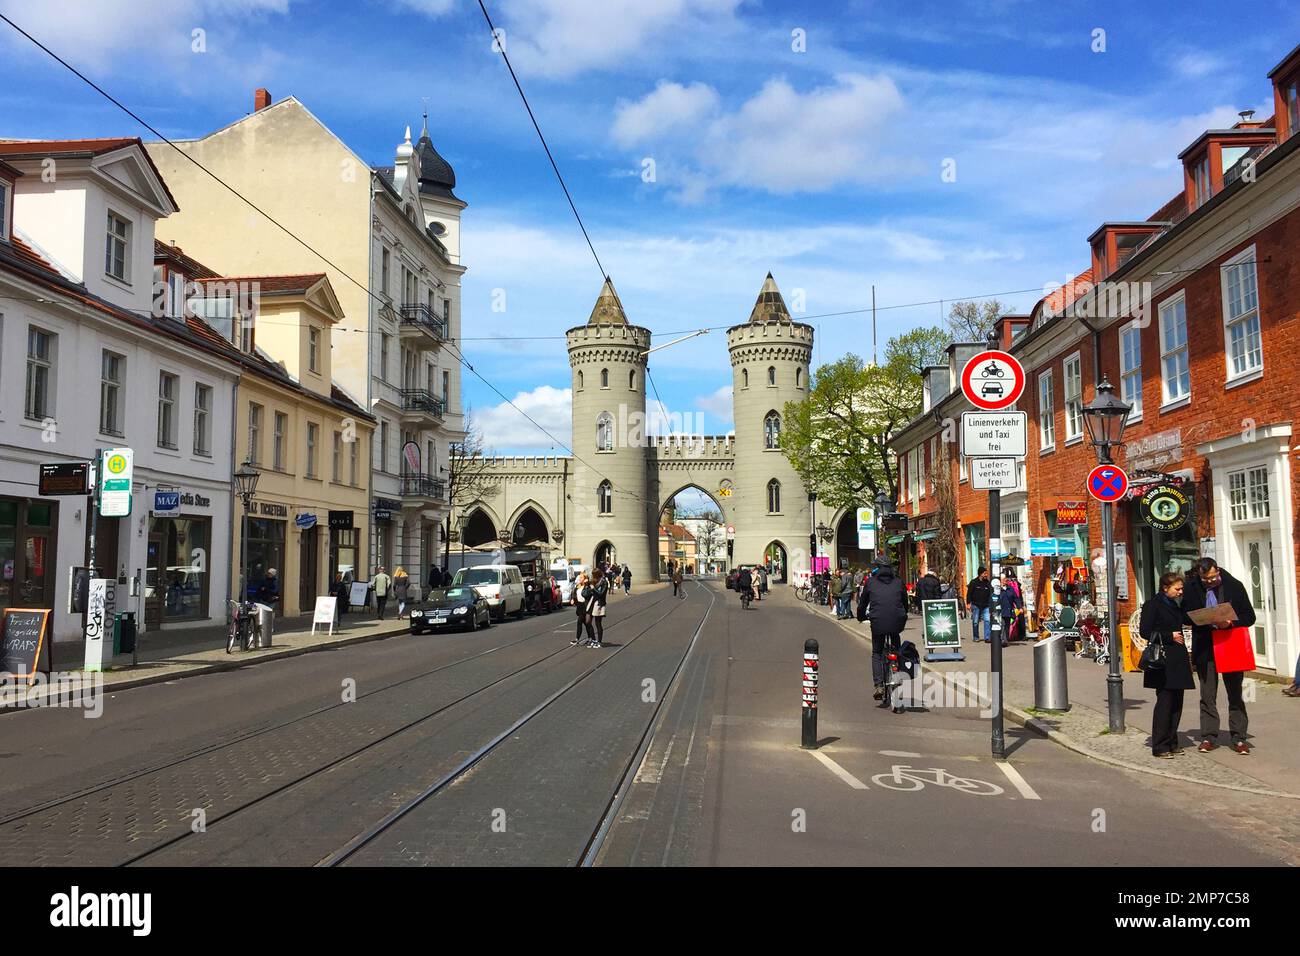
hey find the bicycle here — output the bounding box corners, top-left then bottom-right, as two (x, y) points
(870, 765), (1004, 796)
(880, 633), (906, 714)
(740, 588), (752, 611)
(793, 583), (809, 602)
(806, 580), (828, 605)
(227, 600), (259, 653)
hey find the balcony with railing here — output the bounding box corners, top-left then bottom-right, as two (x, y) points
(399, 303), (447, 347)
(399, 388), (446, 422)
(399, 473), (446, 503)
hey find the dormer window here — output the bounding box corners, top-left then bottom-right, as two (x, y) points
(0, 180), (9, 241)
(1088, 222), (1169, 282)
(1180, 128), (1276, 211)
(1270, 45), (1300, 141)
(106, 211), (131, 283)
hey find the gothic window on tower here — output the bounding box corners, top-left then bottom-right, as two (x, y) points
(742, 368), (749, 388)
(629, 369), (635, 389)
(598, 480), (613, 514)
(596, 412), (614, 451)
(767, 366), (776, 386)
(767, 478), (781, 514)
(578, 370), (584, 390)
(796, 367), (804, 388)
(601, 368), (609, 388)
(764, 411), (781, 449)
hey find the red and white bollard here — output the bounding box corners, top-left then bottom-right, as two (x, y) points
(801, 638), (819, 749)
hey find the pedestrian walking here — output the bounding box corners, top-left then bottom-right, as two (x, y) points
(333, 571), (348, 628)
(393, 566), (410, 618)
(831, 570), (850, 619)
(966, 567), (993, 643)
(672, 564), (684, 598)
(864, 558), (909, 706)
(1284, 653), (1300, 697)
(622, 565), (632, 594)
(570, 571), (595, 646)
(373, 566), (392, 620)
(1182, 558), (1256, 754)
(587, 568), (610, 647)
(998, 569), (1022, 647)
(428, 564), (443, 591)
(1140, 572), (1195, 759)
(917, 568), (942, 605)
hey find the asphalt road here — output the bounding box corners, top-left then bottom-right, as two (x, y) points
(0, 580), (1285, 866)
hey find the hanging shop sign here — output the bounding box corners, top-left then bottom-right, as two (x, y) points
(328, 510), (355, 531)
(295, 513), (318, 529)
(1138, 483), (1191, 532)
(1056, 500), (1088, 525)
(1124, 427), (1182, 473)
(153, 491), (181, 516)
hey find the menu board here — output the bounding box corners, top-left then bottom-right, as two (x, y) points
(1, 608), (51, 681)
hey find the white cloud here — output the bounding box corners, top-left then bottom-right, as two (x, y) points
(475, 385), (572, 454)
(389, 0), (456, 15)
(611, 81), (719, 148)
(492, 0), (743, 80)
(695, 384), (733, 424)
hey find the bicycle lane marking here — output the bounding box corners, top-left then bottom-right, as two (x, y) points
(993, 760), (1042, 800)
(806, 750), (870, 790)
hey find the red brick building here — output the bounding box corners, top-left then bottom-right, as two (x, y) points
(892, 42), (1300, 679)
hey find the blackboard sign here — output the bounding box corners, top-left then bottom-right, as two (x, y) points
(1, 608), (50, 681)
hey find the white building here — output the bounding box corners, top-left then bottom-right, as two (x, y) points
(0, 139), (238, 662)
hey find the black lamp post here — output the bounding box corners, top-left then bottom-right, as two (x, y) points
(874, 490), (892, 562)
(808, 491), (818, 572)
(233, 459), (260, 604)
(1082, 376), (1132, 734)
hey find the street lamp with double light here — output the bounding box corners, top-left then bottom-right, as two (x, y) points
(1082, 375), (1132, 734)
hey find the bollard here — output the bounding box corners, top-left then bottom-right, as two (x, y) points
(801, 638), (819, 749)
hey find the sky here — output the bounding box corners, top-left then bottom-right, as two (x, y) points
(2, 0), (1297, 464)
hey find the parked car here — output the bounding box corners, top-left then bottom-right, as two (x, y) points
(409, 587), (492, 634)
(524, 574), (561, 614)
(452, 564), (526, 621)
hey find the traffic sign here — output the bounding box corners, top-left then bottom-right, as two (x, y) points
(1086, 464), (1129, 503)
(99, 448), (133, 517)
(962, 411), (1027, 458)
(725, 525), (735, 540)
(856, 507), (876, 550)
(960, 350), (1025, 410)
(969, 458), (1017, 490)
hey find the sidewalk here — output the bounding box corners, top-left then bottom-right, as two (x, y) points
(797, 593), (1300, 799)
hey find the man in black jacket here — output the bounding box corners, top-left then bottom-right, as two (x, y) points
(966, 567), (993, 643)
(1182, 558), (1256, 754)
(864, 560), (909, 705)
(917, 569), (942, 604)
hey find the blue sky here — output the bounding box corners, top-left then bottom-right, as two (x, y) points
(2, 0), (1297, 456)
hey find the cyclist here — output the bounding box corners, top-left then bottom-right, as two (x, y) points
(864, 557), (909, 707)
(737, 566), (754, 609)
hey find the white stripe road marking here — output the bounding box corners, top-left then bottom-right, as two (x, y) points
(808, 750), (869, 790)
(994, 761), (1041, 800)
(879, 750), (922, 758)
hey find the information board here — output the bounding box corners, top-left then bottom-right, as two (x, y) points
(1, 608), (50, 681)
(921, 599), (962, 649)
(348, 581), (371, 608)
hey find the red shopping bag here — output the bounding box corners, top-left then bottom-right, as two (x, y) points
(1212, 626), (1256, 673)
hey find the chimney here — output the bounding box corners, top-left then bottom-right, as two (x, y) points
(254, 88), (271, 112)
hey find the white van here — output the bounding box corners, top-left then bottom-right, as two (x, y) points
(551, 562), (589, 604)
(454, 564), (525, 621)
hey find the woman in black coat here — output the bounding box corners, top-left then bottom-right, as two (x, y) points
(1140, 571), (1195, 758)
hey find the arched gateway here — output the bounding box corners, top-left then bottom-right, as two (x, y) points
(455, 274), (816, 582)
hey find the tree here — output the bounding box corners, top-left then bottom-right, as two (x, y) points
(443, 409), (501, 565)
(945, 299), (1009, 343)
(780, 349), (926, 514)
(930, 449), (961, 585)
(885, 326), (949, 374)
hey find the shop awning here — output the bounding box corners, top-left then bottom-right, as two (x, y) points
(914, 530), (938, 542)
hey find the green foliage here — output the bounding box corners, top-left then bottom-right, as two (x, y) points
(945, 299), (1009, 343)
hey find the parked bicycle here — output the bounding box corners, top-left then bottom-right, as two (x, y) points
(227, 600), (260, 653)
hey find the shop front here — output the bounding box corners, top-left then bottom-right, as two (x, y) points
(146, 498), (213, 627)
(0, 496), (58, 617)
(244, 501), (288, 608)
(372, 497), (399, 573)
(329, 510), (358, 584)
(1127, 478), (1198, 609)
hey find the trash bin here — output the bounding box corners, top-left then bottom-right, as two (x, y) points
(118, 612), (137, 654)
(255, 603), (274, 649)
(1033, 633), (1070, 711)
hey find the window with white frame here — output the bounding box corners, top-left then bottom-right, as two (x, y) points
(1038, 370), (1055, 450)
(25, 327), (54, 420)
(1159, 294), (1190, 403)
(332, 431), (343, 481)
(1119, 323), (1142, 419)
(379, 421), (389, 472)
(349, 434), (359, 485)
(194, 384), (212, 456)
(157, 371), (178, 449)
(1063, 353), (1083, 441)
(100, 350), (124, 437)
(248, 402), (262, 464)
(1248, 466), (1270, 519)
(1221, 247), (1262, 379)
(381, 246), (391, 295)
(306, 422), (319, 477)
(1001, 510), (1022, 538)
(442, 370), (449, 406)
(308, 327), (320, 373)
(106, 211), (130, 283)
(0, 180), (9, 240)
(597, 412), (614, 451)
(379, 333), (390, 383)
(274, 411), (287, 471)
(908, 446), (920, 501)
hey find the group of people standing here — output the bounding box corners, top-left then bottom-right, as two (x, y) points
(959, 566), (1025, 646)
(569, 567), (610, 648)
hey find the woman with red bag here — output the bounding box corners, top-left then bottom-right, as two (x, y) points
(1182, 558), (1256, 755)
(1139, 572), (1195, 759)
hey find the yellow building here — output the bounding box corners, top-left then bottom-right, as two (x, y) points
(658, 523), (699, 575)
(155, 242), (375, 617)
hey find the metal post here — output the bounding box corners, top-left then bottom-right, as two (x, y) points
(989, 488), (1005, 760)
(240, 497), (250, 606)
(1101, 500), (1125, 733)
(801, 638), (819, 749)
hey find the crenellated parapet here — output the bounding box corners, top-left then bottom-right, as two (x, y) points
(726, 320), (814, 367)
(647, 434), (736, 459)
(566, 323), (651, 367)
(452, 454), (570, 475)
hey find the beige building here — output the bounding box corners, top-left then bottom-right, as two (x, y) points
(154, 242), (375, 616)
(145, 90), (465, 584)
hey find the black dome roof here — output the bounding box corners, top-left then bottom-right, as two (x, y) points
(415, 130), (458, 200)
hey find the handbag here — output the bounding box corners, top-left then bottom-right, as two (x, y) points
(1138, 636), (1166, 672)
(1212, 626), (1256, 673)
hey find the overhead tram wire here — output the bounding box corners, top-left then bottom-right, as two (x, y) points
(0, 11), (666, 512)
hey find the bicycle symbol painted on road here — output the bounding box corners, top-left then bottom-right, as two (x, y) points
(870, 765), (1004, 796)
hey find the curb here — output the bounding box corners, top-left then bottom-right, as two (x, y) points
(794, 594), (1300, 800)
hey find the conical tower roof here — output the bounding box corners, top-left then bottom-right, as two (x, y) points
(415, 109), (459, 200)
(749, 271), (791, 323)
(587, 277), (629, 325)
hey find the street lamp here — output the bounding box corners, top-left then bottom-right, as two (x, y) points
(808, 490), (818, 571)
(874, 490), (892, 562)
(233, 459), (260, 603)
(1082, 375), (1132, 734)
